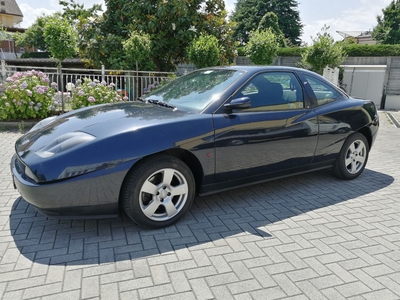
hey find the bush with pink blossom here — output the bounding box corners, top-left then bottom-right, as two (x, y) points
(69, 78), (124, 110)
(0, 70), (58, 121)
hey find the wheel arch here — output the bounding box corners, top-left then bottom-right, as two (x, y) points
(162, 148), (204, 193)
(356, 126), (372, 150)
(118, 148), (204, 206)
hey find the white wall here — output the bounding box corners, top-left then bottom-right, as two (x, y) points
(385, 96), (400, 110)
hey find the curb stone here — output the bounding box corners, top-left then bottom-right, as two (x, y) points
(0, 121), (36, 131)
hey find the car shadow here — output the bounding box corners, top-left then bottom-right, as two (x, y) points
(8, 168), (394, 266)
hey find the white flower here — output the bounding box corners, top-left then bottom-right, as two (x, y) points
(188, 25), (197, 32)
(172, 23), (176, 31)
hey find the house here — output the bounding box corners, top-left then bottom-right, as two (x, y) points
(0, 0), (36, 60)
(336, 31), (377, 45)
(0, 0), (23, 30)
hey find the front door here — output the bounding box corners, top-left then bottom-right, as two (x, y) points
(213, 71), (319, 182)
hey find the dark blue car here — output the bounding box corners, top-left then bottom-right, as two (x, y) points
(11, 66), (379, 228)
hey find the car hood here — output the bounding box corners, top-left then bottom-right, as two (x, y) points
(15, 101), (198, 155)
(15, 101), (215, 183)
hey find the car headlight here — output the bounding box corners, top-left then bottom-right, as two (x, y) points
(25, 165), (39, 182)
(36, 131), (96, 158)
(29, 116), (58, 132)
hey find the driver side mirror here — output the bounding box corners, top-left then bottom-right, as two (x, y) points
(224, 97), (251, 111)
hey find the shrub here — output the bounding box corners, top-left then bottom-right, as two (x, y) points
(187, 33), (221, 68)
(245, 29), (279, 65)
(0, 70), (57, 121)
(20, 52), (51, 59)
(69, 78), (123, 110)
(300, 26), (346, 74)
(237, 46), (246, 56)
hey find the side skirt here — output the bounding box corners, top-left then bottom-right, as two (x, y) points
(198, 162), (334, 196)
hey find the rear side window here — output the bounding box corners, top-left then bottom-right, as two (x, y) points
(303, 75), (341, 106)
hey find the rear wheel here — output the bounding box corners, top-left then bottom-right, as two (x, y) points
(121, 155), (195, 228)
(332, 132), (369, 180)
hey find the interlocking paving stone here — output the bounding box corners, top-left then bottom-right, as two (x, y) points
(1, 112), (400, 299)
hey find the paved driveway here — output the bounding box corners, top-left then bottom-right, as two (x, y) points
(1, 111), (399, 300)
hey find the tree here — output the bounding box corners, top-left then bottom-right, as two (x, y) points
(15, 14), (58, 51)
(0, 24), (11, 42)
(187, 33), (221, 68)
(258, 12), (286, 47)
(232, 0), (302, 45)
(43, 15), (77, 62)
(60, 0), (102, 23)
(43, 15), (78, 111)
(300, 26), (346, 75)
(59, 0), (104, 66)
(245, 29), (279, 65)
(91, 0), (235, 71)
(122, 31), (155, 70)
(200, 9), (238, 66)
(16, 1), (101, 60)
(372, 0), (400, 44)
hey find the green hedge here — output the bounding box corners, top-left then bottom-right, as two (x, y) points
(20, 52), (51, 59)
(237, 46), (246, 56)
(237, 46), (305, 57)
(238, 44), (400, 58)
(277, 47), (306, 56)
(342, 44), (400, 56)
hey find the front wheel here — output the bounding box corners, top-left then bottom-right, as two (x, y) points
(121, 155), (195, 228)
(332, 132), (369, 180)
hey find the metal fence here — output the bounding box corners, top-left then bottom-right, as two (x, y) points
(0, 60), (175, 111)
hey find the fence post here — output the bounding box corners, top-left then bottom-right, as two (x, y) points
(58, 63), (65, 113)
(101, 65), (105, 82)
(1, 60), (6, 82)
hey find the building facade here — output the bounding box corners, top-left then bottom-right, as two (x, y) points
(0, 0), (34, 60)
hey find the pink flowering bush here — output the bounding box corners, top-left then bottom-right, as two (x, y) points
(0, 70), (58, 120)
(69, 78), (124, 110)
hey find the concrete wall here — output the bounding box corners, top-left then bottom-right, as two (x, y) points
(234, 56), (301, 67)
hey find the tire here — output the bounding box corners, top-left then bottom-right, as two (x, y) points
(121, 155), (195, 228)
(332, 132), (369, 180)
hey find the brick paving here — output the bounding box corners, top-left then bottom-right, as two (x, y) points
(0, 111), (399, 300)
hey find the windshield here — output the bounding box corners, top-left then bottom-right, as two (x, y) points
(142, 69), (245, 112)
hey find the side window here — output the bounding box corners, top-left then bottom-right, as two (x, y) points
(236, 72), (304, 110)
(303, 75), (341, 106)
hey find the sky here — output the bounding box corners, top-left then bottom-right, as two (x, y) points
(16, 0), (392, 45)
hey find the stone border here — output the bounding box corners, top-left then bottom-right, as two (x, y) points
(0, 121), (36, 131)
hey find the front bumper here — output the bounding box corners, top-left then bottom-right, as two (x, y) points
(11, 154), (131, 218)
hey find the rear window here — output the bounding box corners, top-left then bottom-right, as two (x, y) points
(303, 75), (341, 106)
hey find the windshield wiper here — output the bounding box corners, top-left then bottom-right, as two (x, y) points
(146, 99), (176, 110)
